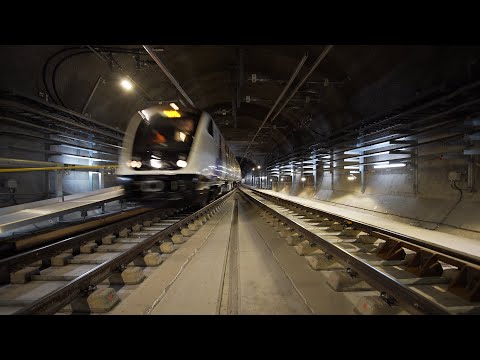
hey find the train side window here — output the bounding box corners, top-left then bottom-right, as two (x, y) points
(207, 119), (214, 137)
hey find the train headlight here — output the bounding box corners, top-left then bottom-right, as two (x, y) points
(150, 159), (162, 168)
(126, 160), (142, 168)
(176, 160), (187, 168)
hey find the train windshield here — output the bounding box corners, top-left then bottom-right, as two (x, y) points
(131, 111), (200, 170)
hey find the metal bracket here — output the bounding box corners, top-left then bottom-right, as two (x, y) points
(81, 284), (97, 297)
(324, 252), (334, 260)
(115, 264), (127, 273)
(448, 266), (480, 302)
(376, 239), (406, 261)
(380, 292), (398, 307)
(346, 268), (359, 278)
(405, 251), (443, 277)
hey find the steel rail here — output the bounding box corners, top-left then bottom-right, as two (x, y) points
(267, 45), (333, 126)
(1, 91), (126, 136)
(14, 190), (235, 315)
(0, 207), (171, 277)
(239, 188), (451, 315)
(86, 45), (154, 101)
(248, 188), (480, 266)
(0, 116), (122, 151)
(241, 52), (309, 162)
(143, 45), (196, 109)
(264, 79), (480, 167)
(0, 100), (124, 142)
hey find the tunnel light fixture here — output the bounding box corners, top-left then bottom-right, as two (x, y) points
(61, 154), (114, 162)
(373, 151), (390, 156)
(257, 165), (261, 169)
(252, 168), (255, 171)
(374, 162), (406, 169)
(344, 150), (390, 159)
(179, 132), (186, 142)
(150, 159), (162, 168)
(120, 79), (133, 91)
(349, 170), (360, 174)
(301, 177), (306, 182)
(344, 141), (391, 154)
(347, 174), (357, 181)
(169, 102), (179, 110)
(344, 165), (359, 170)
(177, 160), (188, 168)
(141, 110), (150, 120)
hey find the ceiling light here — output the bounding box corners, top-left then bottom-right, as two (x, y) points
(301, 177), (306, 182)
(120, 79), (133, 90)
(374, 163), (406, 169)
(257, 165), (261, 169)
(169, 102), (179, 110)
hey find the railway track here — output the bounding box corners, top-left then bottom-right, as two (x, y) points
(0, 205), (152, 256)
(0, 190), (234, 315)
(239, 187), (480, 315)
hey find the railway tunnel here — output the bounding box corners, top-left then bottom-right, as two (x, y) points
(0, 44), (479, 315)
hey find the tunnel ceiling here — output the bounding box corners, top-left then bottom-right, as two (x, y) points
(2, 44), (480, 172)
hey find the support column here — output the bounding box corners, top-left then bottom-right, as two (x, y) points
(413, 140), (418, 195)
(330, 150), (334, 192)
(468, 155), (474, 192)
(56, 170), (64, 200)
(99, 168), (105, 190)
(360, 150), (365, 194)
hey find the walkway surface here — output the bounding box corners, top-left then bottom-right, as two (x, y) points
(111, 193), (359, 315)
(0, 187), (124, 233)
(248, 187), (480, 262)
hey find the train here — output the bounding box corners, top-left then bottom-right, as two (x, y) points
(116, 103), (241, 208)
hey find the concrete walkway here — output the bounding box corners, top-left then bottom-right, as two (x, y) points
(246, 187), (480, 261)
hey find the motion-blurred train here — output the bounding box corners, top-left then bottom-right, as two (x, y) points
(116, 103), (241, 208)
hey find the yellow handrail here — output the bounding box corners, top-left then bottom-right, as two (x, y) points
(0, 165), (119, 173)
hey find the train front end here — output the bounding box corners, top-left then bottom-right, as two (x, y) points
(116, 105), (204, 208)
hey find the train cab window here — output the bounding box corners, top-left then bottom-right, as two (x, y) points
(131, 110), (200, 170)
(207, 119), (214, 137)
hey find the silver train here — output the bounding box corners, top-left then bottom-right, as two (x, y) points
(116, 104), (241, 208)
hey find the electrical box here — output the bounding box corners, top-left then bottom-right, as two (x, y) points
(448, 171), (462, 181)
(6, 179), (18, 190)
